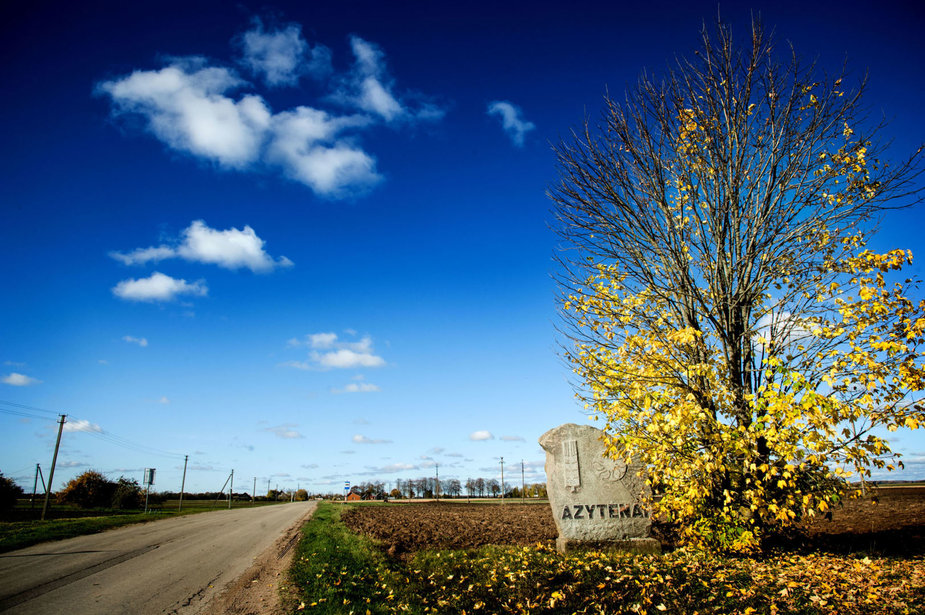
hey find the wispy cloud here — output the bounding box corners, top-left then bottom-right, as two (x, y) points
(110, 220), (292, 273)
(470, 430), (495, 441)
(2, 373), (41, 386)
(112, 272), (207, 302)
(64, 419), (103, 433)
(367, 462), (417, 473)
(487, 100), (535, 147)
(157, 396), (170, 404)
(97, 22), (442, 197)
(122, 335), (148, 347)
(333, 382), (381, 394)
(283, 332), (386, 370)
(265, 423), (304, 439)
(315, 348), (385, 368)
(236, 18), (331, 87)
(353, 434), (392, 444)
(500, 435), (525, 442)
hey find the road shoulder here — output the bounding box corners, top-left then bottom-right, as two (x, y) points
(203, 502), (316, 615)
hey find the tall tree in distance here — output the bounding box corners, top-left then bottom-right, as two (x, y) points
(551, 17), (924, 551)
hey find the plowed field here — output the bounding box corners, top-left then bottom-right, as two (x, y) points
(341, 503), (556, 557)
(341, 486), (925, 557)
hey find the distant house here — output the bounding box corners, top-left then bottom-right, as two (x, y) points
(346, 492), (362, 501)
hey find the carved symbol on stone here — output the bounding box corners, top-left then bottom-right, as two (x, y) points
(592, 458), (627, 482)
(562, 439), (581, 493)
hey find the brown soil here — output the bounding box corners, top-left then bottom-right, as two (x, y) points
(341, 487), (925, 558)
(787, 485), (925, 556)
(341, 502), (557, 558)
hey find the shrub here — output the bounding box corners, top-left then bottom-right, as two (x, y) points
(0, 472), (25, 512)
(57, 470), (116, 508)
(111, 477), (145, 509)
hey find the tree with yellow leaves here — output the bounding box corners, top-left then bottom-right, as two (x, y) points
(551, 18), (924, 551)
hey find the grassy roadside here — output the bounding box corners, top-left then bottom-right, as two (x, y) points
(287, 502), (925, 614)
(0, 499), (286, 554)
(286, 502), (402, 614)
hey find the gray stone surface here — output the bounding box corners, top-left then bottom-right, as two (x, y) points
(539, 423), (657, 552)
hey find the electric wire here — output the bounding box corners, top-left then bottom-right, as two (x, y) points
(0, 398), (185, 460)
(0, 399), (60, 416)
(0, 407), (56, 421)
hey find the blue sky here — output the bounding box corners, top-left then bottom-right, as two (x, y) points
(2, 0), (923, 496)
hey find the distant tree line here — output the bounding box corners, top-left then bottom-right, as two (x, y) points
(354, 477), (548, 500)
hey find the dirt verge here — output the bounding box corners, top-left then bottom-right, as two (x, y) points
(205, 502), (316, 614)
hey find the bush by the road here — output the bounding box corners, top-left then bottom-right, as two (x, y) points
(57, 470), (145, 509)
(0, 472), (24, 512)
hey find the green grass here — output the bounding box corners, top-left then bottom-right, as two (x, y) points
(0, 512), (169, 553)
(287, 502), (404, 614)
(0, 498), (289, 553)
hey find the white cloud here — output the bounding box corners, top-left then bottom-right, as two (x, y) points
(266, 107), (380, 195)
(314, 348), (385, 369)
(178, 220), (292, 272)
(309, 332), (338, 348)
(110, 220), (292, 273)
(330, 36), (444, 124)
(122, 335), (148, 347)
(285, 332), (386, 369)
(340, 36), (404, 121)
(334, 382), (381, 394)
(98, 25), (441, 198)
(110, 245), (175, 266)
(278, 360), (312, 370)
(375, 462), (417, 473)
(237, 20), (331, 87)
(112, 272), (208, 302)
(353, 434), (392, 444)
(64, 419), (102, 433)
(487, 100), (535, 147)
(2, 372), (41, 386)
(158, 396), (170, 404)
(470, 430), (495, 441)
(99, 61), (271, 168)
(266, 424), (304, 439)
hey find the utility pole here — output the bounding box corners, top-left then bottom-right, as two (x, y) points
(267, 478), (271, 499)
(179, 455), (188, 512)
(41, 414), (66, 521)
(435, 464), (439, 500)
(252, 477), (256, 505)
(31, 463), (40, 509)
(228, 470), (234, 509)
(521, 459), (525, 503)
(500, 457), (504, 504)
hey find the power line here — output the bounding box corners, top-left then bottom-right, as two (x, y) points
(0, 398), (184, 460)
(78, 428), (186, 460)
(0, 407), (56, 421)
(0, 399), (61, 417)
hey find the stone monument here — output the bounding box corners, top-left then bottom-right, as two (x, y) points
(539, 423), (660, 553)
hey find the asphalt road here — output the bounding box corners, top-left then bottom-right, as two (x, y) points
(0, 501), (315, 614)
